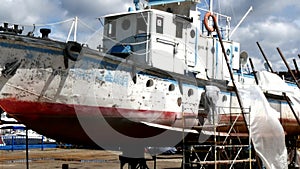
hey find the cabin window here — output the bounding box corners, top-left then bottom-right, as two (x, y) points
(107, 21), (116, 38)
(137, 17), (147, 34)
(177, 97), (182, 106)
(156, 16), (164, 34)
(190, 29), (195, 38)
(176, 22), (183, 38)
(122, 19), (131, 30)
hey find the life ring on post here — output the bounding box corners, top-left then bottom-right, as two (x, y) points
(204, 12), (216, 32)
(64, 41), (82, 61)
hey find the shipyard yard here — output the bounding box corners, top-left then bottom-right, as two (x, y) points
(0, 148), (182, 169)
(0, 0), (299, 168)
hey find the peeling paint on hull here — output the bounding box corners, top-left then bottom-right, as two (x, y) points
(0, 34), (298, 148)
(0, 98), (179, 146)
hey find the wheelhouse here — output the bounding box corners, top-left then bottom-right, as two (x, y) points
(102, 1), (241, 81)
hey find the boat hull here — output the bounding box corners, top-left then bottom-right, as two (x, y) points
(0, 34), (298, 149)
(0, 98), (186, 147)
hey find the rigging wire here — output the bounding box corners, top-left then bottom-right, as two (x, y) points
(0, 18), (75, 27)
(78, 18), (97, 32)
(203, 0), (209, 9)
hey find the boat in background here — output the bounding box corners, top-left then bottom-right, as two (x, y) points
(0, 0), (297, 153)
(0, 112), (56, 149)
(0, 124), (56, 146)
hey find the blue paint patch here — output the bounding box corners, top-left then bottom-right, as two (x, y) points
(287, 82), (297, 87)
(234, 46), (238, 52)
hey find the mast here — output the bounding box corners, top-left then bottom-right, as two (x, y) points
(209, 0), (213, 13)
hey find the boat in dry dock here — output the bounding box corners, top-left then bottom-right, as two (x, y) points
(0, 0), (298, 165)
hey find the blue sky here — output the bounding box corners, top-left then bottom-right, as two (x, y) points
(0, 0), (299, 71)
(216, 0), (300, 71)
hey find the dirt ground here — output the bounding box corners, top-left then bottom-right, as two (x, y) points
(0, 148), (183, 169)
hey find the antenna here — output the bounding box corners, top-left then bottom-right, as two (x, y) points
(229, 6), (253, 38)
(209, 0), (213, 13)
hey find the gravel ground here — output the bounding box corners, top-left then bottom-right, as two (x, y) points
(0, 148), (182, 169)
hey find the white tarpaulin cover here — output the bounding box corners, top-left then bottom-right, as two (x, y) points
(257, 71), (295, 94)
(238, 85), (288, 169)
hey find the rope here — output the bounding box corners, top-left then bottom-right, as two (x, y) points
(2, 18), (75, 27)
(77, 18), (97, 32)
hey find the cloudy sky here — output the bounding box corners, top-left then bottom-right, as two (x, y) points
(0, 0), (299, 71)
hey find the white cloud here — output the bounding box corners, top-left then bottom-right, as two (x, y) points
(60, 0), (132, 18)
(226, 1), (300, 71)
(0, 0), (65, 23)
(0, 0), (135, 44)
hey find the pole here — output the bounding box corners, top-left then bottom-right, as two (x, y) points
(256, 42), (274, 73)
(74, 17), (78, 42)
(276, 48), (300, 88)
(212, 16), (248, 133)
(283, 93), (300, 126)
(26, 128), (29, 169)
(293, 59), (299, 73)
(249, 58), (259, 85)
(209, 0), (213, 13)
(229, 6), (253, 38)
(66, 20), (75, 42)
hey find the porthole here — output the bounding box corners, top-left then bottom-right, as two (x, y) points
(146, 79), (154, 87)
(122, 19), (131, 30)
(188, 89), (194, 97)
(222, 95), (227, 102)
(190, 29), (195, 38)
(177, 97), (182, 107)
(169, 84), (175, 91)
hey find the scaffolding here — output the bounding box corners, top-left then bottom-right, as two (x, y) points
(182, 106), (255, 169)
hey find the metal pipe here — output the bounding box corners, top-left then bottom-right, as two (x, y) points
(249, 58), (259, 85)
(196, 159), (256, 165)
(66, 20), (75, 42)
(283, 92), (300, 126)
(293, 59), (299, 73)
(229, 6), (253, 38)
(212, 16), (248, 133)
(277, 47), (300, 88)
(26, 128), (29, 169)
(209, 0), (213, 13)
(74, 17), (78, 42)
(256, 42), (274, 73)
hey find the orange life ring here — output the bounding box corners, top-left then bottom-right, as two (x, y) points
(204, 12), (216, 32)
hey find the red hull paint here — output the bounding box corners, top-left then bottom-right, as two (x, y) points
(1, 98), (299, 147)
(218, 114), (300, 136)
(0, 98), (179, 147)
